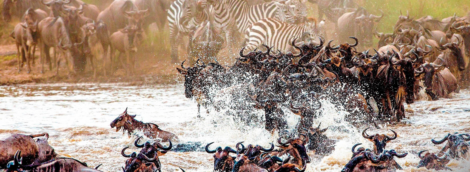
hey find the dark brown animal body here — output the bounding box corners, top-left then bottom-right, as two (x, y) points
(110, 108), (178, 142)
(362, 128), (397, 154)
(0, 133), (53, 169)
(205, 142), (237, 171)
(432, 132), (470, 159)
(121, 147), (158, 172)
(37, 16), (73, 74)
(417, 150), (451, 171)
(109, 25), (145, 75)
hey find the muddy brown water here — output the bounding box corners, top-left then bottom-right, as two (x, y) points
(1, 83), (470, 171)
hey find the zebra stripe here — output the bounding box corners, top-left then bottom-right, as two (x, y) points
(244, 18), (317, 53)
(167, 0), (208, 61)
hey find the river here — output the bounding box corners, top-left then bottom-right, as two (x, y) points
(1, 83), (470, 171)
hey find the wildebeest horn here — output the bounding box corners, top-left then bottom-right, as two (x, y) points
(460, 134), (470, 141)
(260, 143), (274, 152)
(134, 136), (144, 148)
(362, 128), (374, 139)
(262, 44), (271, 55)
(292, 38), (303, 57)
(386, 130), (397, 140)
(141, 153), (156, 161)
(454, 35), (461, 46)
(432, 134), (450, 144)
(415, 66), (424, 74)
(14, 150), (21, 166)
(121, 146), (134, 157)
(314, 37), (324, 49)
(349, 37), (358, 47)
(418, 150), (427, 159)
(240, 47), (249, 57)
(352, 143), (362, 154)
(271, 156), (283, 163)
(431, 63), (442, 68)
(277, 138), (291, 147)
(326, 40), (334, 49)
(62, 0), (71, 4)
(392, 151), (408, 158)
(156, 140), (172, 150)
(205, 142), (217, 153)
(412, 51), (420, 62)
(317, 122), (322, 129)
(180, 60), (187, 69)
(236, 141), (245, 153)
(438, 153), (448, 161)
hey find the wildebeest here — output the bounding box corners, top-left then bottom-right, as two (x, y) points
(432, 132), (470, 159)
(37, 16), (73, 74)
(109, 25), (145, 75)
(11, 21), (36, 73)
(121, 147), (158, 172)
(417, 150), (451, 171)
(306, 123), (335, 155)
(362, 128), (397, 154)
(96, 0), (148, 34)
(134, 136), (172, 171)
(277, 137), (310, 169)
(2, 0), (49, 22)
(337, 8), (383, 48)
(7, 151), (102, 172)
(415, 62), (458, 100)
(342, 144), (382, 172)
(110, 108), (178, 142)
(0, 133), (55, 169)
(205, 142), (238, 171)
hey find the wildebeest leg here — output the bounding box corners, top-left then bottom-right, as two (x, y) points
(32, 45), (36, 66)
(26, 45), (32, 74)
(16, 43), (22, 73)
(56, 54), (61, 76)
(126, 50), (132, 76)
(118, 52), (128, 75)
(197, 103), (201, 118)
(89, 54), (96, 78)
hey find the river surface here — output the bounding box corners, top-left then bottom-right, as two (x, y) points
(1, 83), (470, 172)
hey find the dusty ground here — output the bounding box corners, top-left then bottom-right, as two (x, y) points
(0, 42), (188, 85)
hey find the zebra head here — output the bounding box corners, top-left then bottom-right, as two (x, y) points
(181, 0), (207, 26)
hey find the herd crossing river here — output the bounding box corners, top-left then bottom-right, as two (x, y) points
(1, 83), (470, 171)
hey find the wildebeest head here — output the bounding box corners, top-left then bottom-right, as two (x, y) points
(110, 108), (136, 134)
(124, 9), (149, 29)
(120, 25), (141, 52)
(414, 62), (444, 100)
(23, 8), (40, 39)
(450, 24), (470, 55)
(134, 136), (172, 160)
(432, 132), (470, 159)
(205, 142), (237, 171)
(176, 60), (205, 98)
(354, 10), (383, 47)
(42, 0), (71, 19)
(308, 123), (328, 142)
(441, 37), (465, 71)
(35, 136), (57, 163)
(362, 128), (397, 154)
(237, 142), (274, 161)
(342, 147), (382, 172)
(18, 22), (37, 47)
(121, 147), (157, 172)
(374, 32), (394, 48)
(278, 137), (311, 165)
(417, 150), (451, 170)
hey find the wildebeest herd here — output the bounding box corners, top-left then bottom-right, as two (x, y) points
(3, 0), (470, 171)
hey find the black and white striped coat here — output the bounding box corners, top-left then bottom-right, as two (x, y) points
(244, 18), (319, 53)
(167, 0), (208, 62)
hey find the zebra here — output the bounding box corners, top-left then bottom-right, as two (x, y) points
(208, 0), (306, 56)
(167, 0), (208, 63)
(243, 17), (321, 53)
